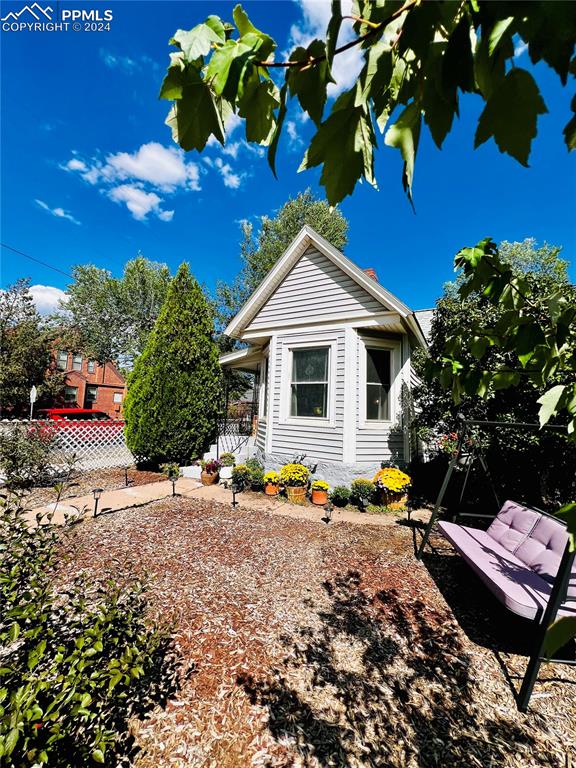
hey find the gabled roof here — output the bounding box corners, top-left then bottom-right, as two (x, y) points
(414, 309), (435, 343)
(224, 225), (427, 347)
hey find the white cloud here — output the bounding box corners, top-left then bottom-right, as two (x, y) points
(99, 48), (139, 73)
(65, 158), (87, 172)
(514, 41), (528, 58)
(222, 142), (241, 160)
(108, 184), (171, 222)
(106, 142), (200, 191)
(35, 199), (81, 225)
(287, 0), (364, 97)
(63, 142), (203, 221)
(286, 120), (304, 150)
(29, 284), (67, 315)
(214, 157), (243, 189)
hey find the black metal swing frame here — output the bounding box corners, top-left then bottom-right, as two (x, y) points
(415, 417), (575, 711)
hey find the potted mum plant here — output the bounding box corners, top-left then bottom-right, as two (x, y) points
(201, 458), (221, 486)
(280, 463), (309, 505)
(263, 470), (280, 496)
(219, 452), (236, 480)
(310, 479), (329, 506)
(372, 465), (411, 510)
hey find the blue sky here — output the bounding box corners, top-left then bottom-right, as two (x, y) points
(1, 0), (574, 315)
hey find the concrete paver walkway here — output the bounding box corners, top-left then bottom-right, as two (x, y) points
(25, 477), (426, 528)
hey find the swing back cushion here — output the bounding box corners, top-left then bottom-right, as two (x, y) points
(437, 500), (576, 621)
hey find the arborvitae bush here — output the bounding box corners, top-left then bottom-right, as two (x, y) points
(124, 263), (223, 466)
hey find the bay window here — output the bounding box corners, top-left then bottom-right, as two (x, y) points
(290, 347), (329, 419)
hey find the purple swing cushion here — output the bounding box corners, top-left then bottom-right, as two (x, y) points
(437, 500), (576, 621)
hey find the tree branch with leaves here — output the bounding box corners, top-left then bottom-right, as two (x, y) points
(159, 1), (575, 206)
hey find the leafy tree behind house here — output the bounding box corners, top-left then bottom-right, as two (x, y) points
(124, 263), (222, 466)
(413, 240), (576, 510)
(215, 189), (348, 336)
(159, 2), (575, 205)
(0, 279), (64, 417)
(62, 256), (172, 367)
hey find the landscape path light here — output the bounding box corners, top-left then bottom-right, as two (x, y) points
(92, 488), (104, 518)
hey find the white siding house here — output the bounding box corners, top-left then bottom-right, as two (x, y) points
(220, 225), (429, 484)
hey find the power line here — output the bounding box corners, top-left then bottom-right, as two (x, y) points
(0, 242), (73, 279)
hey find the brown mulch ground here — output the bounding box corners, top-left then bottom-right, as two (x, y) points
(24, 467), (164, 507)
(57, 497), (576, 768)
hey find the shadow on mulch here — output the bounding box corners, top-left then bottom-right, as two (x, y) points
(239, 570), (556, 768)
(421, 551), (535, 656)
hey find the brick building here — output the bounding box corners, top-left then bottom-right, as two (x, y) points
(53, 350), (126, 419)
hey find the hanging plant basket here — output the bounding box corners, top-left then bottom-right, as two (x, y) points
(286, 486), (307, 505)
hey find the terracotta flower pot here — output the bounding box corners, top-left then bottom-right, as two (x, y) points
(286, 485), (307, 505)
(311, 489), (328, 506)
(264, 482), (279, 496)
(201, 470), (219, 486)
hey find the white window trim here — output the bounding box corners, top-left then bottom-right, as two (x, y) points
(358, 336), (401, 429)
(258, 347), (270, 422)
(280, 339), (336, 428)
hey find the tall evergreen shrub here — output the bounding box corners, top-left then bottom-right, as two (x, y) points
(124, 263), (222, 465)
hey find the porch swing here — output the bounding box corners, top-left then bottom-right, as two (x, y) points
(416, 417), (576, 711)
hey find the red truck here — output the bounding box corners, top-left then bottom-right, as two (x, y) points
(37, 408), (112, 422)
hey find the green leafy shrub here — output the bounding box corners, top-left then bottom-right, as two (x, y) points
(231, 464), (250, 488)
(124, 263), (223, 466)
(239, 458), (264, 489)
(245, 458), (263, 472)
(160, 462), (181, 479)
(249, 467), (265, 490)
(0, 492), (178, 766)
(330, 486), (351, 507)
(219, 452), (236, 467)
(350, 479), (376, 507)
(0, 423), (58, 488)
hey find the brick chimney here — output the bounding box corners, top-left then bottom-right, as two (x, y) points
(364, 268), (379, 282)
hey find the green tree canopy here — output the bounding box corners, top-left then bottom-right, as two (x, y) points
(0, 280), (64, 416)
(215, 189), (348, 334)
(160, 2), (575, 205)
(414, 240), (575, 509)
(124, 263), (223, 466)
(62, 256), (172, 365)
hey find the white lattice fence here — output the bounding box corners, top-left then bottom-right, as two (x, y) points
(0, 420), (134, 471)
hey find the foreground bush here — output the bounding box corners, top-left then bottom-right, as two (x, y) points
(0, 423), (57, 489)
(0, 493), (178, 766)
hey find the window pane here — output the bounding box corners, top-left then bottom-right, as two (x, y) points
(292, 348), (328, 383)
(113, 392), (122, 403)
(87, 360), (95, 373)
(86, 386), (97, 402)
(72, 354), (83, 371)
(366, 383), (390, 420)
(366, 348), (390, 386)
(57, 351), (68, 370)
(64, 386), (78, 402)
(291, 383), (327, 418)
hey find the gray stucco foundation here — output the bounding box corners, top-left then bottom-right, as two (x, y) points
(253, 448), (384, 487)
